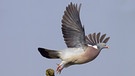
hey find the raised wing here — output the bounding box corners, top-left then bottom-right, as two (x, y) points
(85, 32), (110, 45)
(62, 2), (85, 48)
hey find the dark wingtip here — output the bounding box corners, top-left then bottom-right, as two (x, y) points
(103, 37), (110, 43)
(38, 48), (51, 58)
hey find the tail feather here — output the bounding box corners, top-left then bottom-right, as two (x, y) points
(38, 48), (60, 59)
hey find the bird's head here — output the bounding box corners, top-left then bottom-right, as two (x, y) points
(85, 32), (110, 51)
(96, 43), (109, 51)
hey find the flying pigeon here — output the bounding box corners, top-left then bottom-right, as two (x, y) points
(38, 2), (110, 74)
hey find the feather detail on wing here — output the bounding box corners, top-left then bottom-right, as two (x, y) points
(85, 32), (110, 45)
(62, 2), (85, 48)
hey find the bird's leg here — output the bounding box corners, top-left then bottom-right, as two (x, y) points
(56, 64), (63, 74)
(56, 61), (66, 74)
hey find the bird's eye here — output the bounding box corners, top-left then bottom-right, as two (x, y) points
(103, 44), (106, 46)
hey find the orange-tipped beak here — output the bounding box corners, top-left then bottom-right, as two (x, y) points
(104, 46), (109, 48)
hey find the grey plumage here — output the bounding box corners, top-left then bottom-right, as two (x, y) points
(62, 3), (85, 48)
(38, 2), (110, 74)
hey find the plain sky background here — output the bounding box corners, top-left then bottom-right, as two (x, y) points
(1, 0), (135, 76)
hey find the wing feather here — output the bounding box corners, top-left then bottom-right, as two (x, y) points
(62, 2), (85, 48)
(100, 34), (106, 43)
(85, 32), (110, 45)
(103, 37), (110, 43)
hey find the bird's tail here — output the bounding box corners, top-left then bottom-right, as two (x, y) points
(38, 48), (60, 59)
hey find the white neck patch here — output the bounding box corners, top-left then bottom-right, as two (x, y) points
(87, 44), (98, 49)
(93, 45), (98, 49)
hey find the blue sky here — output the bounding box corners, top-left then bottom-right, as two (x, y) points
(1, 0), (135, 76)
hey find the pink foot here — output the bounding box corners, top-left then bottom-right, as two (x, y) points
(56, 64), (63, 74)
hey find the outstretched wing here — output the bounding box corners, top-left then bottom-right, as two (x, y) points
(85, 32), (110, 45)
(62, 2), (85, 48)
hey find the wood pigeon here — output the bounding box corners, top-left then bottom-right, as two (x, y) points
(38, 2), (110, 74)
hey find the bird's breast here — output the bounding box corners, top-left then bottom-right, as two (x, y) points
(74, 46), (100, 64)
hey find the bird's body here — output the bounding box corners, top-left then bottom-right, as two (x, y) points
(38, 2), (110, 73)
(60, 46), (99, 65)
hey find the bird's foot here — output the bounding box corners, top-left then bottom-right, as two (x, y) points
(56, 64), (63, 74)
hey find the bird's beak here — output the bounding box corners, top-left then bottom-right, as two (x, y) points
(104, 46), (109, 49)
